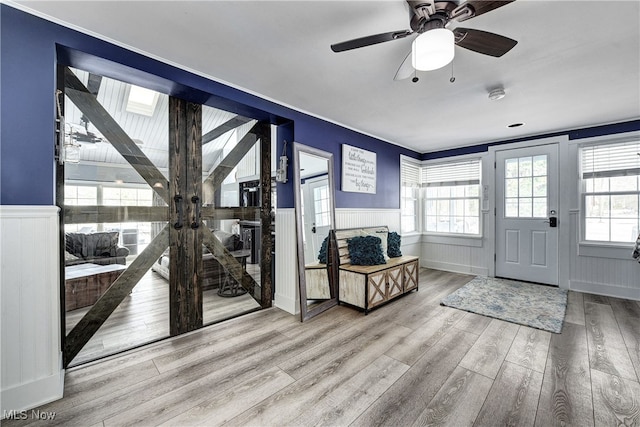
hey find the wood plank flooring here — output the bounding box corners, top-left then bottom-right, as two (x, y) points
(66, 268), (261, 366)
(9, 268), (640, 426)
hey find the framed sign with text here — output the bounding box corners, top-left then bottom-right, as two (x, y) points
(341, 144), (376, 194)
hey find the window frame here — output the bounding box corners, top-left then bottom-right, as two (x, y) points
(579, 137), (640, 246)
(422, 157), (483, 237)
(400, 155), (421, 235)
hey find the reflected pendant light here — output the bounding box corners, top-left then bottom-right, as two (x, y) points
(412, 28), (455, 71)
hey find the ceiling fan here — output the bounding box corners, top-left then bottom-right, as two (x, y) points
(331, 0), (518, 80)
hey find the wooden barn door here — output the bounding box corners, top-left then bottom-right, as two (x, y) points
(59, 66), (271, 367)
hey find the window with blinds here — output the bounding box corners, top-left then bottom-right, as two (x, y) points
(423, 159), (481, 235)
(400, 158), (421, 233)
(581, 140), (640, 243)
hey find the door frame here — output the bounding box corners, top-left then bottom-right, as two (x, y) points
(487, 135), (571, 288)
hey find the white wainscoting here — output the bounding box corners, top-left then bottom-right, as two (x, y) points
(335, 208), (400, 231)
(420, 211), (490, 276)
(336, 208), (421, 256)
(568, 211), (640, 300)
(421, 241), (489, 276)
(0, 206), (64, 414)
(274, 209), (299, 315)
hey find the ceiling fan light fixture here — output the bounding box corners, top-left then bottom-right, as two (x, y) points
(412, 28), (455, 71)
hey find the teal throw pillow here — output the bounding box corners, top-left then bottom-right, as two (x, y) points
(318, 235), (329, 264)
(387, 232), (402, 257)
(348, 235), (386, 266)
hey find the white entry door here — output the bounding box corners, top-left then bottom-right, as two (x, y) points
(302, 176), (331, 262)
(496, 144), (559, 285)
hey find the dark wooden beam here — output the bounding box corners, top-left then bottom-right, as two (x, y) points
(203, 124), (258, 193)
(258, 122), (273, 308)
(169, 97), (203, 335)
(202, 116), (254, 146)
(86, 73), (102, 96)
(64, 67), (170, 204)
(200, 206), (260, 221)
(64, 205), (169, 224)
(64, 225), (170, 366)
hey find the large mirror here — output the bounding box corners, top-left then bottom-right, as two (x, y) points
(293, 143), (337, 321)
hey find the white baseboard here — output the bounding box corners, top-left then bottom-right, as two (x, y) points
(0, 360), (64, 415)
(274, 293), (299, 316)
(570, 280), (640, 301)
(422, 260), (488, 277)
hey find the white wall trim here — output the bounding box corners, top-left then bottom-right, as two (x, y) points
(570, 280), (640, 301)
(0, 361), (65, 415)
(422, 234), (484, 247)
(0, 205), (64, 415)
(577, 242), (635, 260)
(422, 259), (489, 277)
(274, 209), (299, 315)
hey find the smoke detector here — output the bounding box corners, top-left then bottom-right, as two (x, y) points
(488, 88), (506, 101)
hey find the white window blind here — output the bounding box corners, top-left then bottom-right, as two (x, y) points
(401, 160), (421, 187)
(423, 159), (481, 186)
(582, 140), (640, 178)
(423, 158), (481, 235)
(581, 139), (640, 243)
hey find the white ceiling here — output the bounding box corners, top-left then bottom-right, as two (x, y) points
(10, 0), (640, 153)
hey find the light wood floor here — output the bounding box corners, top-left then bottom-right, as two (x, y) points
(66, 268), (261, 366)
(14, 269), (640, 426)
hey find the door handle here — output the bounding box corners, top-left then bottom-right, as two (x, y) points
(174, 195), (184, 229)
(311, 224), (316, 233)
(190, 195), (201, 229)
(544, 217), (558, 227)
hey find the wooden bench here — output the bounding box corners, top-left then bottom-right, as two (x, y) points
(331, 226), (419, 314)
(65, 263), (126, 311)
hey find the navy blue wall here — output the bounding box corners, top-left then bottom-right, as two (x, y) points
(0, 5), (419, 208)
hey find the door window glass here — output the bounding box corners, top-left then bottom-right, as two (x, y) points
(504, 155), (548, 218)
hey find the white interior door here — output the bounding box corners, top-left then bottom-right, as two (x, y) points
(496, 144), (559, 285)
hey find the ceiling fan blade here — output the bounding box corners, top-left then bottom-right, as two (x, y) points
(453, 28), (517, 57)
(393, 51), (414, 81)
(331, 30), (412, 53)
(451, 1), (515, 22)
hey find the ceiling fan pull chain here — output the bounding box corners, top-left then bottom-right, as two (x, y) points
(450, 60), (456, 83)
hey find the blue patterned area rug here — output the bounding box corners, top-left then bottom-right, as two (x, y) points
(441, 276), (568, 333)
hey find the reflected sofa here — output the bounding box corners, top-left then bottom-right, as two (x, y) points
(65, 231), (130, 266)
(151, 230), (243, 289)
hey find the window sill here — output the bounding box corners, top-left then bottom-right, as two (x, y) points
(422, 233), (483, 247)
(578, 241), (635, 260)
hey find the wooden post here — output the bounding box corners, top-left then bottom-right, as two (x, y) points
(169, 97), (203, 335)
(258, 122), (273, 308)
